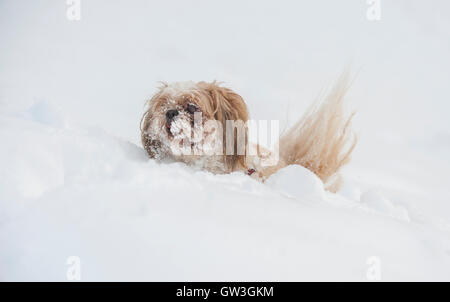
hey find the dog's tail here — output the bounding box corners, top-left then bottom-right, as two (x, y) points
(279, 72), (357, 191)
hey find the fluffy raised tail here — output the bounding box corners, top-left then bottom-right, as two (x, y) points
(279, 73), (357, 191)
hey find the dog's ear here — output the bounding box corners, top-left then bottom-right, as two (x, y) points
(201, 82), (249, 171)
(203, 82), (249, 124)
(140, 88), (166, 158)
(140, 110), (161, 158)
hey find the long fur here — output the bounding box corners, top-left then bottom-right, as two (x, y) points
(279, 73), (357, 191)
(199, 81), (249, 171)
(140, 81), (249, 173)
(140, 75), (357, 192)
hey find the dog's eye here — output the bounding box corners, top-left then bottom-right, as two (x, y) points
(186, 104), (197, 114)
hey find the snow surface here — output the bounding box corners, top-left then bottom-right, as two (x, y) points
(1, 0), (450, 281)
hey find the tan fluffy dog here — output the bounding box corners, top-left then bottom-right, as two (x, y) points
(140, 74), (356, 191)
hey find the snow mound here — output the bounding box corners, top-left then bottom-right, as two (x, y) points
(17, 100), (67, 129)
(361, 190), (410, 222)
(267, 165), (326, 201)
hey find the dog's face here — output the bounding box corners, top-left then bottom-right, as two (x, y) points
(141, 81), (249, 172)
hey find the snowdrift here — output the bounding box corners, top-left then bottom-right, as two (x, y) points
(1, 102), (449, 281)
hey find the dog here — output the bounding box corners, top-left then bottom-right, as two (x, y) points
(140, 73), (356, 192)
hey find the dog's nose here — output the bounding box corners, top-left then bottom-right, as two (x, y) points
(166, 109), (179, 120)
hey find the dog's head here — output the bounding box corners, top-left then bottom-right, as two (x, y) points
(140, 81), (249, 172)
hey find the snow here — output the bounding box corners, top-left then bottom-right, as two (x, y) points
(1, 0), (450, 281)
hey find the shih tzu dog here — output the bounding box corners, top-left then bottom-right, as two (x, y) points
(140, 74), (356, 192)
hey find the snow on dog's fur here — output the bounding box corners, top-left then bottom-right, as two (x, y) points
(140, 74), (356, 191)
